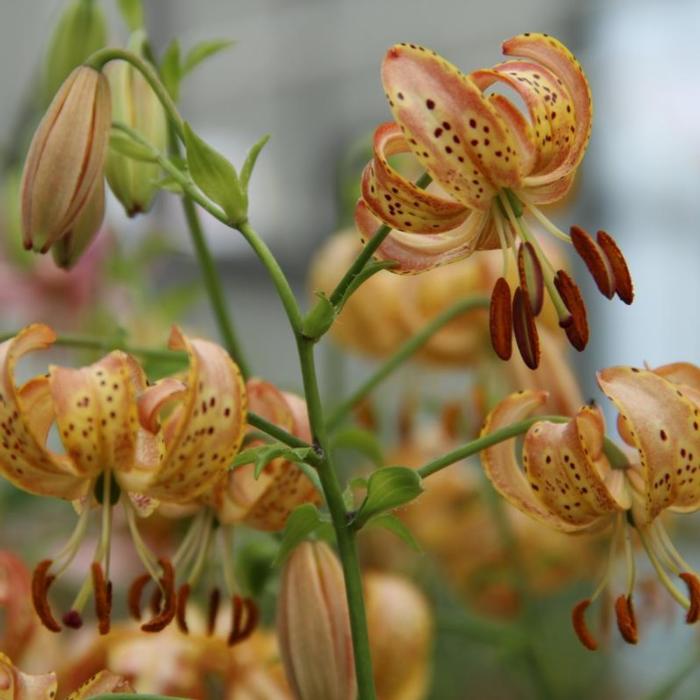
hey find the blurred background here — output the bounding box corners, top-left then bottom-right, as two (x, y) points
(1, 1), (700, 698)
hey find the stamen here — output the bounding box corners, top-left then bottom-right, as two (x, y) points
(228, 595), (259, 646)
(572, 599), (598, 651)
(493, 209), (513, 280)
(553, 270), (589, 351)
(52, 503), (91, 578)
(31, 560), (61, 633)
(489, 277), (513, 361)
(679, 573), (700, 624)
(124, 499), (162, 584)
(141, 559), (176, 633)
(127, 573), (151, 621)
(512, 287), (540, 369)
(596, 231), (634, 305)
(570, 226), (615, 299)
(176, 583), (191, 634)
(638, 529), (690, 609)
(207, 587), (221, 637)
(517, 242), (544, 315)
(614, 595), (638, 644)
(519, 199), (572, 243)
(91, 562), (111, 635)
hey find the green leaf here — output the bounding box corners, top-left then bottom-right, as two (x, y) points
(183, 122), (247, 223)
(240, 134), (271, 191)
(117, 0), (144, 30)
(353, 466), (423, 530)
(160, 39), (181, 101)
(182, 39), (236, 76)
(366, 513), (422, 552)
(109, 132), (157, 162)
(274, 504), (328, 566)
(331, 427), (384, 466)
(230, 443), (314, 479)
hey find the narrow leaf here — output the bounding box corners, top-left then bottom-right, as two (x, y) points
(182, 39), (236, 76)
(117, 0), (144, 30)
(240, 134), (271, 190)
(354, 466), (423, 529)
(331, 427), (384, 466)
(183, 122), (246, 222)
(160, 39), (181, 101)
(273, 504), (326, 566)
(367, 513), (422, 552)
(109, 132), (157, 162)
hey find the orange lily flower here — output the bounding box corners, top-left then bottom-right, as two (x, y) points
(0, 324), (246, 636)
(480, 362), (700, 648)
(356, 33), (633, 368)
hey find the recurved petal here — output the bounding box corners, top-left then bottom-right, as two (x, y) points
(382, 43), (521, 199)
(503, 33), (592, 187)
(0, 325), (85, 500)
(140, 327), (247, 503)
(66, 670), (134, 698)
(597, 367), (700, 523)
(0, 552), (34, 661)
(361, 123), (469, 233)
(355, 199), (490, 274)
(0, 653), (58, 699)
(653, 363), (700, 405)
(480, 389), (581, 532)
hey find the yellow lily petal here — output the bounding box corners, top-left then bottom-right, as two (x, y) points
(66, 671), (134, 698)
(0, 653), (57, 700)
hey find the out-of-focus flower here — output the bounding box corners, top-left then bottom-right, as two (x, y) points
(0, 324), (245, 636)
(42, 0), (107, 104)
(212, 378), (320, 531)
(277, 541), (356, 700)
(0, 552), (35, 660)
(105, 34), (167, 217)
(356, 33), (633, 367)
(21, 67), (111, 265)
(364, 572), (432, 700)
(480, 362), (700, 648)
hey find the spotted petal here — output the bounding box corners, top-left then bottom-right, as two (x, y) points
(382, 43), (521, 200)
(598, 367), (700, 524)
(502, 33), (593, 187)
(0, 653), (57, 700)
(66, 671), (134, 698)
(136, 327), (247, 504)
(213, 379), (319, 531)
(0, 325), (85, 500)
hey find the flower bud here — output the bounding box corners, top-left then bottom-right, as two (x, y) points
(365, 572), (433, 700)
(105, 37), (168, 216)
(21, 66), (111, 256)
(277, 541), (356, 700)
(42, 0), (107, 104)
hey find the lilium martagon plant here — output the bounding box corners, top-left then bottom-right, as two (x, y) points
(480, 362), (700, 649)
(355, 32), (634, 369)
(0, 324), (246, 636)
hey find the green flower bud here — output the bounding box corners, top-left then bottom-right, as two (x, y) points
(42, 0), (107, 104)
(105, 36), (168, 217)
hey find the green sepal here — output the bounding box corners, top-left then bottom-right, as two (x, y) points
(366, 513), (422, 552)
(330, 427), (384, 466)
(160, 39), (181, 101)
(182, 39), (236, 76)
(273, 504), (331, 566)
(183, 122), (247, 224)
(353, 466), (423, 530)
(117, 0), (144, 31)
(240, 134), (271, 191)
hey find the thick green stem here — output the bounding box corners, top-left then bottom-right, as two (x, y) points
(297, 337), (377, 699)
(84, 48), (184, 140)
(327, 296), (489, 430)
(327, 172), (432, 308)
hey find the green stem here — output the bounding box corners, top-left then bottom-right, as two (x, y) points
(247, 411), (321, 467)
(327, 172), (432, 308)
(84, 48), (184, 140)
(327, 296), (489, 430)
(297, 337), (377, 699)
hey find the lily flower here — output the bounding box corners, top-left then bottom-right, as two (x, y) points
(356, 33), (633, 368)
(480, 362), (700, 648)
(0, 324), (246, 636)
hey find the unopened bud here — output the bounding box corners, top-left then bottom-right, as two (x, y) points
(21, 66), (111, 257)
(105, 36), (168, 216)
(365, 572), (433, 700)
(42, 0), (107, 103)
(277, 541), (356, 700)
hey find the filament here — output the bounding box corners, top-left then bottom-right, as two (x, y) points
(519, 197), (572, 243)
(638, 528), (690, 609)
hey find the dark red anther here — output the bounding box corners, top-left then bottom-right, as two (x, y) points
(207, 587), (221, 637)
(517, 242), (544, 315)
(596, 231), (634, 305)
(570, 225), (615, 299)
(176, 583), (191, 634)
(614, 594), (638, 645)
(572, 599), (598, 651)
(127, 573), (151, 621)
(31, 559), (61, 633)
(489, 277), (513, 361)
(228, 595), (259, 646)
(554, 270), (589, 351)
(679, 572), (700, 623)
(512, 286), (541, 370)
(141, 559), (176, 633)
(91, 562), (111, 636)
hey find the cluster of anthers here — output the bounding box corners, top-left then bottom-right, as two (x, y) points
(481, 362), (700, 648)
(0, 323), (267, 645)
(356, 32), (633, 369)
